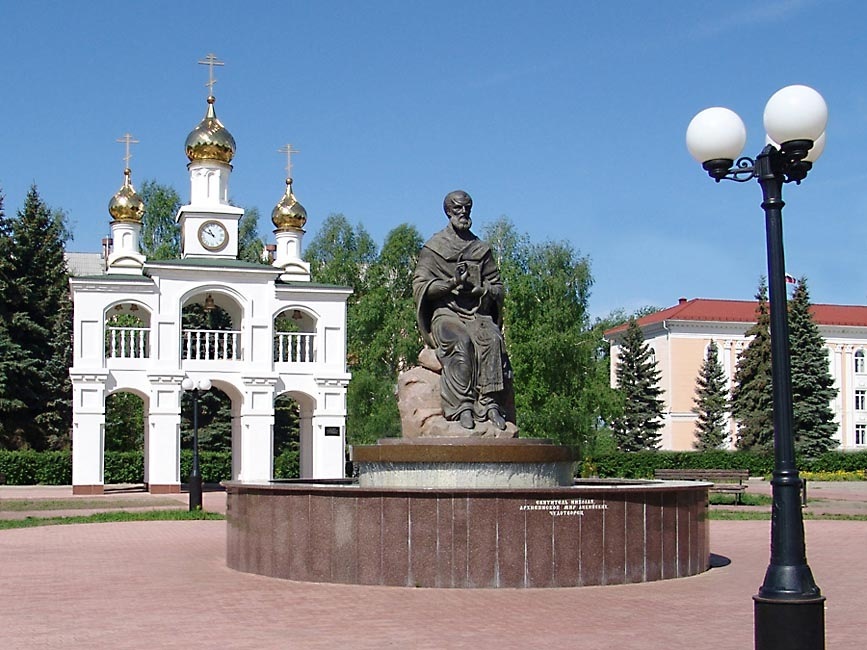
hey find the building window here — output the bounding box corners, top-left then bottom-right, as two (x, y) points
(856, 390), (867, 411)
(856, 424), (867, 446)
(856, 350), (866, 374)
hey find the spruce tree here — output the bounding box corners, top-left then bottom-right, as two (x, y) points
(0, 186), (72, 449)
(0, 190), (34, 448)
(731, 280), (774, 451)
(692, 340), (729, 450)
(788, 277), (838, 456)
(612, 318), (665, 451)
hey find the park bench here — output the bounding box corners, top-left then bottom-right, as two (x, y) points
(653, 468), (749, 504)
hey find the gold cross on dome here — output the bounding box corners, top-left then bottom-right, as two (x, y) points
(278, 144), (300, 179)
(198, 53), (225, 96)
(116, 133), (139, 168)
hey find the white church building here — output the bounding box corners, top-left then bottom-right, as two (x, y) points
(69, 69), (351, 494)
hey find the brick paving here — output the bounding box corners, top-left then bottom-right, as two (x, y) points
(1, 485), (865, 649)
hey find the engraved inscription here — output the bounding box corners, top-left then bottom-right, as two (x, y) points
(519, 498), (609, 517)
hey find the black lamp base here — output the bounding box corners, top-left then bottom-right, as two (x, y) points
(754, 595), (825, 650)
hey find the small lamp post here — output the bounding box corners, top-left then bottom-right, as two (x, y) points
(181, 376), (212, 511)
(687, 85), (827, 650)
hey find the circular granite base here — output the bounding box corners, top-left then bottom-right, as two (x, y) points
(224, 479), (710, 589)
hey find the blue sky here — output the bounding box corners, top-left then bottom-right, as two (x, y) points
(1, 1), (865, 318)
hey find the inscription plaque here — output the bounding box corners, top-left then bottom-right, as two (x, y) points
(519, 498), (609, 516)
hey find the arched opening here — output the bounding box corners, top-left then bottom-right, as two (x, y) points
(274, 307), (316, 363)
(180, 385), (233, 453)
(104, 388), (149, 488)
(855, 349), (865, 374)
(278, 391), (316, 477)
(274, 394), (300, 478)
(181, 292), (241, 361)
(105, 303), (151, 359)
(105, 391), (145, 451)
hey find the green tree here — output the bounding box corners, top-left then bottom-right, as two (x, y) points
(305, 214), (378, 290)
(788, 277), (838, 456)
(139, 180), (181, 260)
(306, 214), (390, 444)
(0, 186), (72, 449)
(0, 189), (33, 448)
(692, 340), (729, 450)
(181, 386), (233, 452)
(731, 279), (774, 451)
(612, 318), (665, 451)
(105, 391), (145, 451)
(483, 218), (618, 451)
(238, 206), (267, 264)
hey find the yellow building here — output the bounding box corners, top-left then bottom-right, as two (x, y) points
(604, 298), (867, 451)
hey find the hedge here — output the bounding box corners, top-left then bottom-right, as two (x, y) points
(0, 449), (301, 485)
(589, 450), (867, 479)
(3, 449), (865, 485)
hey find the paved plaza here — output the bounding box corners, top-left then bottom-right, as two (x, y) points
(0, 484), (865, 649)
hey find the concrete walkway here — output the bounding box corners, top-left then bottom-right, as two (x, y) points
(1, 484), (865, 648)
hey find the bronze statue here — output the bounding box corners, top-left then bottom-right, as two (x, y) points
(412, 190), (512, 430)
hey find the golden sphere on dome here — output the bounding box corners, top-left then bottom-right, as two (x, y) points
(271, 179), (307, 230)
(108, 169), (145, 223)
(185, 97), (236, 164)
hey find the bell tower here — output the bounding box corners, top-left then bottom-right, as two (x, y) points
(176, 53), (243, 259)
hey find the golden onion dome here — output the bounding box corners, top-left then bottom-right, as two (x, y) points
(185, 96), (236, 163)
(271, 179), (307, 230)
(108, 169), (145, 223)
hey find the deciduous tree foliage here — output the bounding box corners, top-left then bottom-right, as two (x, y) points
(238, 205), (266, 264)
(731, 280), (774, 451)
(139, 180), (181, 260)
(692, 340), (729, 450)
(788, 277), (838, 456)
(0, 186), (72, 449)
(483, 218), (618, 452)
(306, 216), (422, 445)
(612, 318), (664, 451)
(307, 215), (618, 450)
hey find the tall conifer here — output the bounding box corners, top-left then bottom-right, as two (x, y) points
(788, 277), (838, 456)
(2, 186), (72, 449)
(692, 340), (729, 450)
(612, 318), (665, 451)
(731, 280), (774, 450)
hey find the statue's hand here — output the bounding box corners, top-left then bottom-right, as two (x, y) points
(455, 263), (470, 286)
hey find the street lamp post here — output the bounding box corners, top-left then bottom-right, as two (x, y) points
(181, 376), (212, 511)
(687, 85), (828, 650)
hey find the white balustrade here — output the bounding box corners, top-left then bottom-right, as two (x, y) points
(106, 327), (149, 359)
(182, 329), (241, 361)
(274, 332), (316, 363)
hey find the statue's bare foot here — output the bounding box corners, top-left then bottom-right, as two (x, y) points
(459, 410), (475, 429)
(487, 408), (507, 430)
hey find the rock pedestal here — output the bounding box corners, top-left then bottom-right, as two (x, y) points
(397, 348), (517, 438)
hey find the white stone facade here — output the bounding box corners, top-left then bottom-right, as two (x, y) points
(69, 94), (351, 494)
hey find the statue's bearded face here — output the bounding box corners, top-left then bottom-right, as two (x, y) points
(446, 197), (473, 232)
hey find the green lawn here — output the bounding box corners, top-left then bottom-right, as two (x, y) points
(0, 498), (182, 512)
(0, 509), (225, 530)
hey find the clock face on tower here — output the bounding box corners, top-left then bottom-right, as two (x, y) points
(198, 220), (229, 252)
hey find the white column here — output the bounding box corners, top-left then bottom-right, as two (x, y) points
(146, 374), (185, 493)
(236, 414), (274, 482)
(830, 344), (843, 445)
(235, 378), (277, 482)
(309, 415), (346, 478)
(309, 381), (348, 478)
(70, 372), (108, 494)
